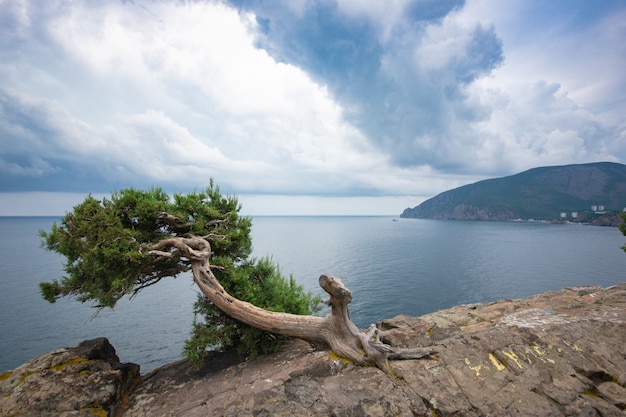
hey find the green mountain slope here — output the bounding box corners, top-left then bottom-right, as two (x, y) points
(401, 162), (626, 221)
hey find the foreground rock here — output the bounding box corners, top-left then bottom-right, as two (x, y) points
(0, 338), (139, 417)
(3, 284), (626, 416)
(125, 283), (626, 417)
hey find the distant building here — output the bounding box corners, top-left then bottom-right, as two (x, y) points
(560, 212), (567, 219)
(571, 212), (578, 218)
(592, 205), (606, 213)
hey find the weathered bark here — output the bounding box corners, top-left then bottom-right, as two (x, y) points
(149, 235), (435, 372)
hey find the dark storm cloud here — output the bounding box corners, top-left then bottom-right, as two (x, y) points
(227, 0), (503, 172)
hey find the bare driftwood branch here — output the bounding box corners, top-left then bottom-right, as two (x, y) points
(148, 235), (435, 373)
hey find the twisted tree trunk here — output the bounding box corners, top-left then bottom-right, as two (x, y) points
(149, 235), (434, 373)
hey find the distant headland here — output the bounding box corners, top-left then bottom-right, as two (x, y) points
(401, 162), (626, 225)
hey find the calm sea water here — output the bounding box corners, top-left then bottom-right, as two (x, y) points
(1, 216), (625, 373)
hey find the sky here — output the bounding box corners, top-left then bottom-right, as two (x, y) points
(1, 0), (625, 215)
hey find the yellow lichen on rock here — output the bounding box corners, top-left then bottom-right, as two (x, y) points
(488, 353), (506, 371)
(80, 401), (108, 417)
(464, 358), (486, 377)
(502, 350), (523, 369)
(327, 351), (352, 364)
(50, 356), (90, 372)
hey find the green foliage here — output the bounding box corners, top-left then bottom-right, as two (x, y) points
(40, 190), (170, 307)
(184, 257), (321, 364)
(40, 182), (321, 364)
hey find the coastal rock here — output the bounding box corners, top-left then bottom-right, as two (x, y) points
(122, 283), (626, 416)
(0, 337), (139, 417)
(3, 284), (626, 416)
(587, 212), (625, 227)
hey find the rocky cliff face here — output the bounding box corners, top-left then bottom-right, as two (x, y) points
(402, 203), (516, 221)
(3, 284), (626, 416)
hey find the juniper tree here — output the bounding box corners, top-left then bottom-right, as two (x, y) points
(40, 182), (320, 364)
(40, 182), (434, 372)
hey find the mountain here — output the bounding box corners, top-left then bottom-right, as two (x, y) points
(401, 162), (626, 221)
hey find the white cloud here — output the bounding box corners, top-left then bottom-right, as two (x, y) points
(0, 88), (95, 158)
(393, 0), (626, 175)
(465, 78), (617, 173)
(2, 0), (423, 197)
(413, 9), (477, 72)
(461, 0), (626, 115)
(1, 0), (624, 215)
(0, 156), (57, 177)
(336, 0), (413, 43)
(106, 109), (275, 182)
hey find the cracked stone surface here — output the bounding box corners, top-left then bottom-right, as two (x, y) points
(3, 283), (626, 416)
(122, 283), (626, 416)
(0, 338), (139, 417)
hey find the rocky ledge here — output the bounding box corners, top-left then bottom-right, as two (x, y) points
(2, 283), (626, 416)
(0, 337), (139, 417)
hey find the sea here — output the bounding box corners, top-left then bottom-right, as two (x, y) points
(1, 216), (625, 373)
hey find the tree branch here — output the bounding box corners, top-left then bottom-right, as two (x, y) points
(158, 212), (194, 232)
(147, 235), (435, 372)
